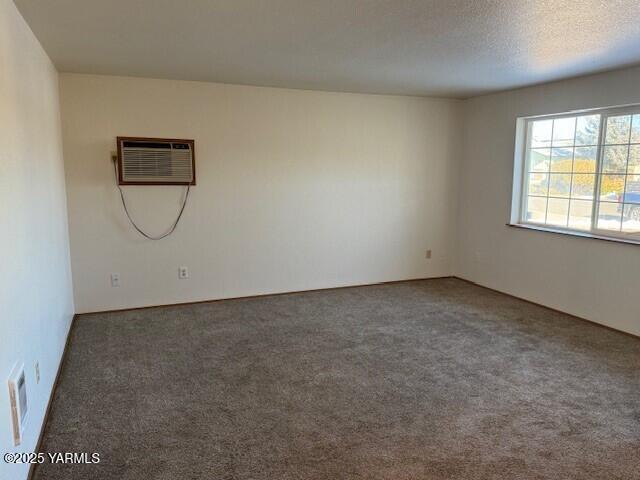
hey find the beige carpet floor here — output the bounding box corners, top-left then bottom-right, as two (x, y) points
(33, 278), (640, 479)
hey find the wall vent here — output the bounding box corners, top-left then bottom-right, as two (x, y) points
(8, 364), (28, 446)
(117, 137), (195, 185)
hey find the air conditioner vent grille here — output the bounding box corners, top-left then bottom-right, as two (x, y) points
(117, 137), (195, 185)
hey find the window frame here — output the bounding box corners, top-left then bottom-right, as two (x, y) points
(511, 104), (640, 245)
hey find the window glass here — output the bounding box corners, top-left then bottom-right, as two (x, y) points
(519, 109), (640, 241)
(522, 114), (600, 232)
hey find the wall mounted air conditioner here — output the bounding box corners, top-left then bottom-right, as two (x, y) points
(116, 137), (196, 185)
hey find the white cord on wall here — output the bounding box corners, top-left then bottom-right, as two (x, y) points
(111, 155), (190, 240)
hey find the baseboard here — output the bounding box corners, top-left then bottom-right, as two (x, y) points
(27, 314), (78, 480)
(453, 276), (640, 340)
(80, 275), (455, 315)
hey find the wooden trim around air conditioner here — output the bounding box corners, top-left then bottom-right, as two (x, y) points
(116, 136), (196, 186)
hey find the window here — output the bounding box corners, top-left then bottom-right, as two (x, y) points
(513, 105), (640, 243)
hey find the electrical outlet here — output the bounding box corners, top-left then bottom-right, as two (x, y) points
(35, 362), (40, 384)
(426, 249), (432, 259)
(110, 273), (120, 287)
(178, 266), (189, 279)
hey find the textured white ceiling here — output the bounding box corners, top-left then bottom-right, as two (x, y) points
(13, 0), (640, 98)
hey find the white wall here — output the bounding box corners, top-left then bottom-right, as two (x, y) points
(457, 66), (640, 337)
(60, 74), (462, 313)
(0, 1), (74, 479)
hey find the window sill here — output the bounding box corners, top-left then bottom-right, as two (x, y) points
(506, 223), (640, 246)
